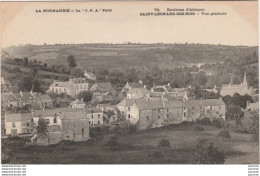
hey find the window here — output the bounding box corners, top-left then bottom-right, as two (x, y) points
(98, 114), (100, 118)
(46, 119), (50, 124)
(27, 123), (29, 127)
(98, 121), (100, 124)
(82, 128), (84, 133)
(54, 118), (57, 123)
(128, 114), (130, 119)
(89, 121), (91, 124)
(12, 123), (16, 127)
(92, 115), (94, 118)
(167, 109), (169, 112)
(128, 107), (130, 111)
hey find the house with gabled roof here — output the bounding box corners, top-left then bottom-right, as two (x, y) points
(84, 71), (96, 80)
(5, 113), (33, 136)
(71, 98), (85, 109)
(121, 80), (144, 96)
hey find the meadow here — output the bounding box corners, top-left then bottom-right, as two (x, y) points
(2, 123), (258, 164)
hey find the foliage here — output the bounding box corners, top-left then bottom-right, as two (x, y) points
(67, 55), (77, 68)
(225, 104), (244, 122)
(194, 125), (204, 133)
(105, 136), (120, 149)
(37, 118), (48, 134)
(196, 117), (211, 125)
(192, 138), (225, 164)
(77, 91), (93, 103)
(217, 130), (231, 140)
(211, 118), (225, 129)
(158, 139), (171, 148)
(17, 76), (41, 92)
(23, 57), (29, 66)
(248, 112), (259, 142)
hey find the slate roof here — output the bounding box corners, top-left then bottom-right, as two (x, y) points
(5, 113), (32, 122)
(71, 99), (85, 105)
(128, 83), (143, 89)
(92, 82), (115, 93)
(33, 108), (84, 117)
(165, 100), (185, 108)
(128, 88), (149, 95)
(186, 99), (225, 107)
(61, 111), (86, 120)
(85, 108), (103, 114)
(134, 99), (164, 110)
(117, 99), (139, 106)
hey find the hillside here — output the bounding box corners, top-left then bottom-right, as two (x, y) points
(3, 44), (258, 70)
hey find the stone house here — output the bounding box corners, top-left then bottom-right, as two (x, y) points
(164, 100), (185, 125)
(127, 87), (150, 99)
(85, 108), (103, 126)
(48, 78), (89, 97)
(131, 99), (165, 130)
(96, 104), (119, 124)
(5, 113), (33, 136)
(61, 111), (89, 142)
(71, 99), (85, 109)
(116, 98), (138, 121)
(121, 81), (143, 96)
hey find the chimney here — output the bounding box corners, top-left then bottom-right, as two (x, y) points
(189, 85), (191, 89)
(168, 83), (171, 87)
(247, 101), (250, 107)
(139, 80), (143, 85)
(20, 91), (23, 97)
(144, 85), (146, 89)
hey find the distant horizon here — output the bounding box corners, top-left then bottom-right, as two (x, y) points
(3, 42), (258, 49)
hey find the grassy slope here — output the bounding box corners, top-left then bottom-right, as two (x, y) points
(3, 124), (258, 164)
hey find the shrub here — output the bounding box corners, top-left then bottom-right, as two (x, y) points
(195, 125), (204, 133)
(196, 117), (211, 125)
(105, 136), (120, 149)
(217, 130), (231, 140)
(129, 124), (137, 133)
(193, 138), (225, 164)
(212, 118), (225, 129)
(158, 139), (171, 148)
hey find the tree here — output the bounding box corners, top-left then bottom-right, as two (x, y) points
(71, 68), (83, 77)
(23, 57), (29, 66)
(30, 68), (39, 78)
(158, 139), (171, 148)
(37, 118), (47, 134)
(77, 91), (93, 103)
(249, 112), (259, 142)
(67, 55), (77, 68)
(106, 136), (120, 149)
(17, 76), (41, 92)
(43, 63), (47, 68)
(193, 138), (225, 164)
(217, 129), (231, 140)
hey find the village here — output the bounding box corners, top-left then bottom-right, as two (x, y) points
(1, 68), (258, 146)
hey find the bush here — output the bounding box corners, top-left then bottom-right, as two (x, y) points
(158, 139), (171, 148)
(217, 130), (231, 140)
(212, 118), (225, 129)
(195, 125), (204, 133)
(193, 138), (225, 164)
(129, 124), (137, 133)
(105, 136), (120, 149)
(196, 117), (211, 125)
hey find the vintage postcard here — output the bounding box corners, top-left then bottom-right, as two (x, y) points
(0, 1), (259, 166)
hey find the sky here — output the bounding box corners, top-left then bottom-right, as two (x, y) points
(1, 1), (258, 48)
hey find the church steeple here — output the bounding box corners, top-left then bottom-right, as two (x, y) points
(243, 72), (248, 86)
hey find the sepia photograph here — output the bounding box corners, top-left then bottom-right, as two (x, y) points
(0, 1), (259, 165)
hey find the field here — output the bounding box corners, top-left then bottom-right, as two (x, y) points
(2, 124), (259, 164)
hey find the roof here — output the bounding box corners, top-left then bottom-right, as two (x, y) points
(165, 100), (185, 108)
(128, 88), (150, 95)
(85, 108), (103, 114)
(34, 94), (53, 103)
(50, 81), (74, 89)
(47, 125), (61, 132)
(134, 99), (164, 110)
(128, 83), (143, 89)
(186, 99), (225, 107)
(117, 99), (138, 106)
(33, 108), (84, 117)
(94, 82), (115, 92)
(71, 99), (85, 105)
(70, 78), (88, 84)
(84, 72), (96, 78)
(61, 111), (86, 120)
(1, 93), (17, 103)
(6, 113), (32, 122)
